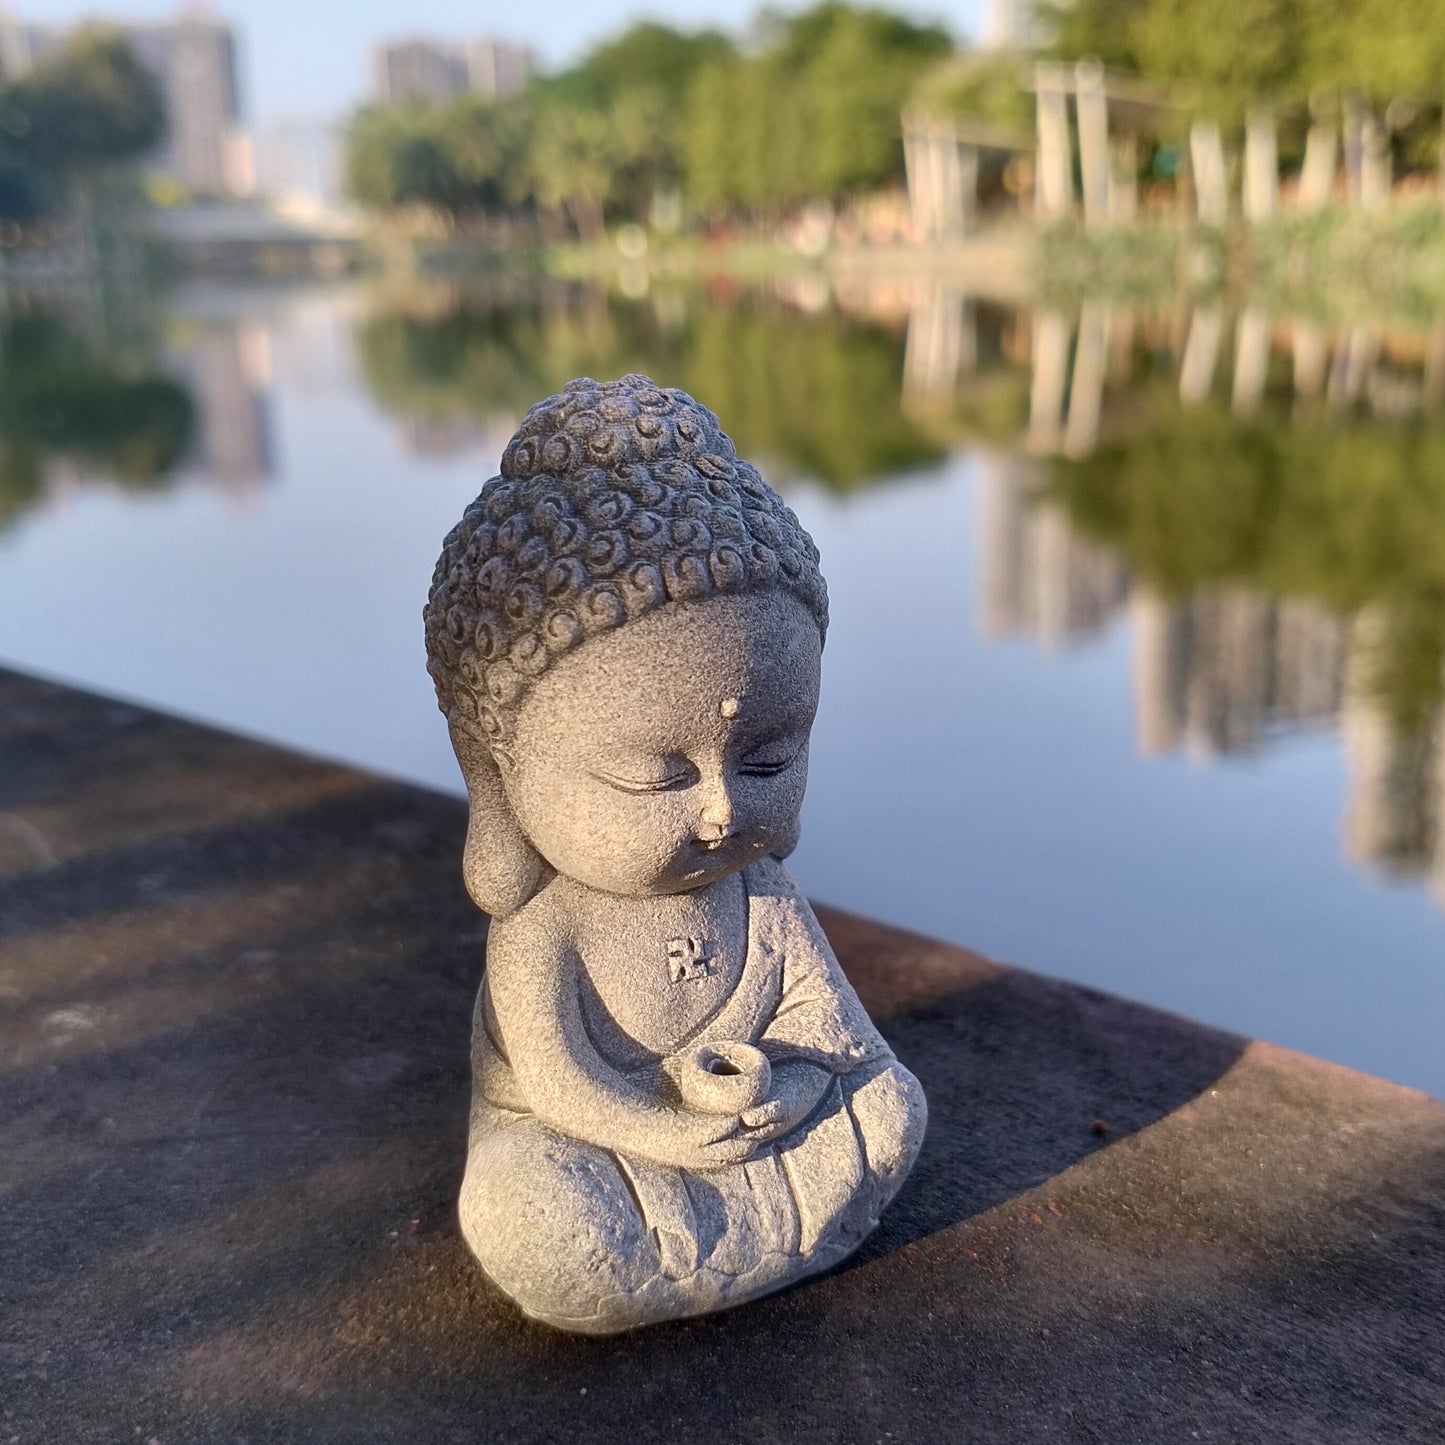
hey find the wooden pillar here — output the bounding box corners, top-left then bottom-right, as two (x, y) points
(1243, 109), (1278, 223)
(1075, 60), (1110, 229)
(1190, 121), (1228, 225)
(1035, 62), (1074, 222)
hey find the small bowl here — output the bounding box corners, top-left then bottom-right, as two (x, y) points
(675, 1041), (771, 1115)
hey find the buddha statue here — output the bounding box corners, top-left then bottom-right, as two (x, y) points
(424, 374), (926, 1334)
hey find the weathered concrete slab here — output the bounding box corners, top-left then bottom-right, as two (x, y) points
(2, 666), (1442, 1443)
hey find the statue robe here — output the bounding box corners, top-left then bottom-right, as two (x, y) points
(459, 857), (926, 1334)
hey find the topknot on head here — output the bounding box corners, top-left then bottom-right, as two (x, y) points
(424, 374), (828, 752)
(499, 374), (738, 483)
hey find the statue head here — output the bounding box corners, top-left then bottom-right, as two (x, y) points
(425, 374), (829, 914)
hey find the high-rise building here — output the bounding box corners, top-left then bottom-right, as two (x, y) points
(462, 39), (534, 100)
(372, 35), (534, 106)
(982, 0), (1044, 50)
(130, 16), (249, 196)
(254, 121), (346, 217)
(0, 10), (250, 198)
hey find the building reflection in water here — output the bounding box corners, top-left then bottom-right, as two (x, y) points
(899, 285), (1445, 907)
(170, 317), (273, 495)
(1341, 613), (1445, 906)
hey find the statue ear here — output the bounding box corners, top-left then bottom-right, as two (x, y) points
(449, 723), (545, 918)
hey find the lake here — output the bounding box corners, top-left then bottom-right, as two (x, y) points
(2, 274), (1442, 1095)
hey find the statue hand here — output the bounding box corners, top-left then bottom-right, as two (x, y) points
(738, 1059), (832, 1143)
(628, 1109), (756, 1170)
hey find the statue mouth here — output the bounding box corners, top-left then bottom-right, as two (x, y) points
(693, 836), (731, 853)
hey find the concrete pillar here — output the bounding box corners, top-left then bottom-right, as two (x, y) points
(1423, 325), (1445, 411)
(1292, 319), (1328, 402)
(1298, 123), (1336, 210)
(1035, 63), (1075, 221)
(1343, 95), (1365, 203)
(1075, 60), (1110, 229)
(958, 144), (979, 236)
(1232, 306), (1271, 413)
(1243, 109), (1278, 223)
(902, 127), (933, 238)
(1190, 121), (1228, 226)
(1109, 135), (1139, 223)
(1065, 301), (1108, 457)
(903, 285), (967, 405)
(1028, 309), (1071, 453)
(1361, 115), (1391, 208)
(1180, 306), (1224, 403)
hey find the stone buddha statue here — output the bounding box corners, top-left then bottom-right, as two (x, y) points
(424, 374), (926, 1334)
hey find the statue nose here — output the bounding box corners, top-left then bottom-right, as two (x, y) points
(698, 779), (734, 837)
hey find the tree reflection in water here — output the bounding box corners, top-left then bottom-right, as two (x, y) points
(0, 313), (194, 532)
(356, 287), (945, 492)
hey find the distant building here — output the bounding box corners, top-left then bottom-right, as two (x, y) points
(372, 35), (534, 106)
(254, 121), (346, 217)
(462, 39), (534, 100)
(0, 10), (251, 198)
(981, 0), (1044, 50)
(0, 13), (64, 75)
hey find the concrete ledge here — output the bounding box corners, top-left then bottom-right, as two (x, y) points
(2, 667), (1442, 1442)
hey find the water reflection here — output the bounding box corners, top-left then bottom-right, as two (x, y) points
(2, 274), (1444, 1088)
(357, 285), (945, 490)
(943, 297), (1445, 905)
(0, 310), (194, 531)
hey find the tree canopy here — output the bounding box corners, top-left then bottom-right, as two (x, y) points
(343, 6), (955, 232)
(1046, 0), (1445, 127)
(0, 27), (165, 221)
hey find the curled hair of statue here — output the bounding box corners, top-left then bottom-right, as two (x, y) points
(423, 374), (828, 916)
(423, 374), (828, 755)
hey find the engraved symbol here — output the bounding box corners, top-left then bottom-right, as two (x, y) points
(665, 936), (713, 985)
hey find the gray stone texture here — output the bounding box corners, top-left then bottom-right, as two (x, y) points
(3, 666), (1444, 1440)
(425, 379), (925, 1331)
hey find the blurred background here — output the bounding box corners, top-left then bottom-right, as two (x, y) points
(1, 0), (1443, 1094)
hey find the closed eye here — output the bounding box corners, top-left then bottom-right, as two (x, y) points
(738, 747), (802, 777)
(592, 765), (697, 795)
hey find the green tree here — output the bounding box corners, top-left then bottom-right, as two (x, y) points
(0, 27), (165, 221)
(345, 105), (470, 217)
(682, 3), (952, 216)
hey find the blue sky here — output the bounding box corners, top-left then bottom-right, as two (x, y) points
(11, 0), (987, 125)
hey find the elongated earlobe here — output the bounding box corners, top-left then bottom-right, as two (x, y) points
(450, 724), (544, 917)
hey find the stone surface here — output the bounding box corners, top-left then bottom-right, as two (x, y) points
(3, 666), (1445, 1440)
(423, 377), (925, 1331)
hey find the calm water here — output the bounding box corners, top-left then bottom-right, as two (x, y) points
(2, 278), (1443, 1096)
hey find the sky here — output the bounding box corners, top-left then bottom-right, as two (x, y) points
(6, 0), (989, 126)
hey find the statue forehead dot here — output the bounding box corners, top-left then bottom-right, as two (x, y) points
(719, 697), (741, 719)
